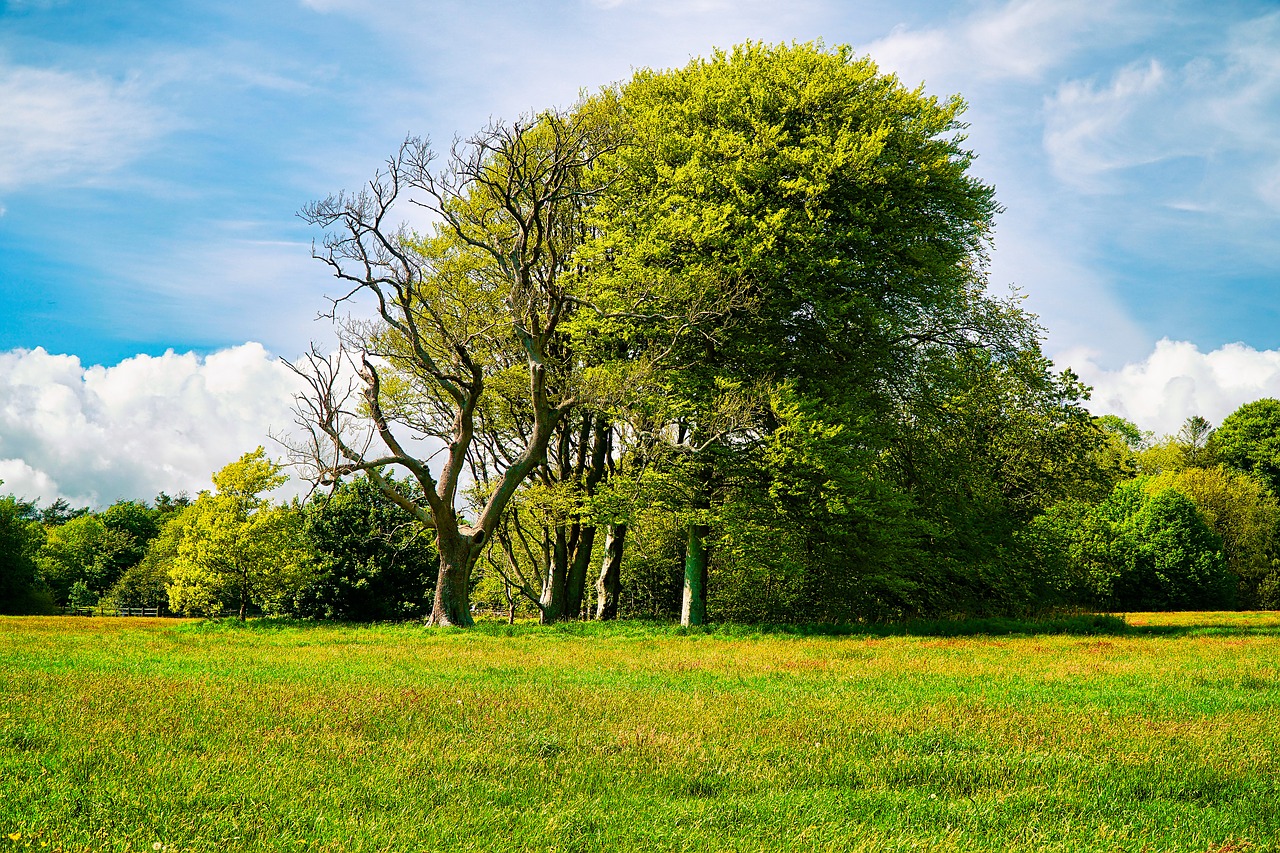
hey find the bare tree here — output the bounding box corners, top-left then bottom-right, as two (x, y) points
(290, 109), (613, 626)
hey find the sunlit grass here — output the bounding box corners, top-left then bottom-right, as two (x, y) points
(2, 613), (1279, 851)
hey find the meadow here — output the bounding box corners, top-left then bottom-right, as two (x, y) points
(1, 613), (1278, 852)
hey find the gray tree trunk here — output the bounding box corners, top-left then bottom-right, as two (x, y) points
(565, 524), (597, 619)
(595, 522), (626, 620)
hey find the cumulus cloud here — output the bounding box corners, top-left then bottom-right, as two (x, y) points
(1066, 340), (1280, 436)
(0, 344), (303, 507)
(0, 62), (164, 191)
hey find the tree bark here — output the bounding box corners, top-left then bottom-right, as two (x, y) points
(595, 522), (626, 620)
(681, 520), (708, 627)
(429, 529), (478, 627)
(565, 524), (596, 619)
(540, 527), (568, 624)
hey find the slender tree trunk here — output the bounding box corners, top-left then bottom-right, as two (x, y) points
(503, 577), (516, 625)
(595, 522), (626, 620)
(681, 520), (709, 627)
(565, 524), (596, 619)
(540, 528), (568, 624)
(566, 416), (611, 620)
(430, 529), (476, 627)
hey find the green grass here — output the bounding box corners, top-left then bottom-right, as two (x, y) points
(1, 613), (1278, 852)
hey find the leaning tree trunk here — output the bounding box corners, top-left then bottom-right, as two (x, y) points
(595, 522), (626, 620)
(430, 529), (478, 627)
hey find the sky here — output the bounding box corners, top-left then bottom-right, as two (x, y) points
(2, 0), (1280, 506)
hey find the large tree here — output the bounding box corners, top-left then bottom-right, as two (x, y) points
(294, 107), (615, 626)
(584, 41), (1021, 623)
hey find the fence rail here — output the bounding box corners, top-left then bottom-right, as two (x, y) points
(64, 606), (168, 617)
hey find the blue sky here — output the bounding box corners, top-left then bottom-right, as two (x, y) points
(2, 0), (1280, 504)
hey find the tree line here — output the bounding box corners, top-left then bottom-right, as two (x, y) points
(5, 42), (1280, 624)
(3, 398), (1280, 621)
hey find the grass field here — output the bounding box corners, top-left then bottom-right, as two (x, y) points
(1, 613), (1278, 852)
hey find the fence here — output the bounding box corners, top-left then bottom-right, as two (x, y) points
(63, 605), (168, 617)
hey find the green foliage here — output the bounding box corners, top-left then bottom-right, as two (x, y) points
(34, 515), (111, 606)
(0, 496), (50, 614)
(1120, 488), (1231, 609)
(66, 579), (97, 610)
(289, 477), (437, 621)
(593, 41), (1000, 390)
(31, 497), (167, 607)
(1144, 466), (1280, 607)
(1132, 415), (1218, 474)
(104, 508), (188, 611)
(167, 449), (314, 618)
(1209, 398), (1280, 494)
(36, 498), (89, 526)
(712, 387), (930, 622)
(1049, 480), (1233, 611)
(1096, 415), (1149, 451)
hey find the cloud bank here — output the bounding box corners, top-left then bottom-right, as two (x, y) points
(5, 337), (1280, 507)
(1068, 340), (1280, 436)
(0, 344), (301, 507)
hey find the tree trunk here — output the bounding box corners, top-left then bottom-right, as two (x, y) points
(540, 528), (569, 624)
(681, 520), (709, 627)
(567, 416), (610, 620)
(564, 524), (596, 619)
(429, 530), (476, 627)
(595, 522), (626, 620)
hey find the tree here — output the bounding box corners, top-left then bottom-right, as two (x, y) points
(289, 477), (438, 621)
(1051, 479), (1232, 611)
(35, 515), (111, 606)
(167, 449), (312, 618)
(1096, 415), (1150, 452)
(587, 42), (1048, 623)
(101, 497), (189, 612)
(1209, 399), (1280, 495)
(1143, 466), (1280, 608)
(34, 498), (164, 608)
(1120, 488), (1232, 610)
(0, 496), (49, 614)
(1177, 415), (1215, 467)
(39, 499), (89, 526)
(293, 106), (615, 626)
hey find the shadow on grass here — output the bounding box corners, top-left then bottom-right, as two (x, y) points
(175, 613), (1280, 639)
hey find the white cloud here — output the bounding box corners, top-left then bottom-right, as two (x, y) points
(0, 62), (164, 191)
(295, 0), (829, 142)
(1065, 339), (1280, 436)
(0, 344), (303, 507)
(1043, 11), (1280, 201)
(1043, 59), (1167, 188)
(865, 0), (1142, 86)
